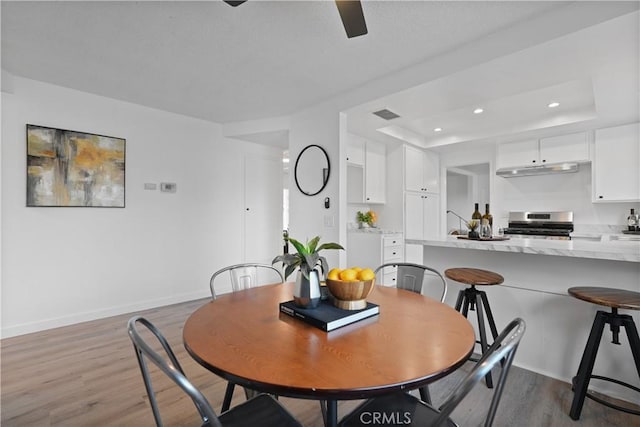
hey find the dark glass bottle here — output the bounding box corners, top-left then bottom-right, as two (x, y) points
(472, 203), (482, 221)
(482, 204), (493, 228)
(628, 209), (638, 232)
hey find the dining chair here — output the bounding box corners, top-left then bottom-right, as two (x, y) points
(209, 263), (284, 412)
(374, 262), (448, 302)
(339, 317), (526, 427)
(127, 316), (302, 427)
(374, 262), (448, 404)
(209, 263), (284, 299)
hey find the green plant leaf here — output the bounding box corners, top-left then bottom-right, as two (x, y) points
(284, 264), (299, 280)
(272, 253), (300, 266)
(319, 256), (328, 277)
(288, 237), (308, 255)
(317, 242), (344, 251)
(307, 236), (320, 253)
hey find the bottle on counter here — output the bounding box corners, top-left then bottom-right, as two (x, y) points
(472, 203), (482, 221)
(482, 203), (493, 228)
(628, 208), (639, 232)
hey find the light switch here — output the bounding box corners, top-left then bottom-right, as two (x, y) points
(160, 182), (177, 193)
(324, 215), (334, 227)
(144, 183), (157, 190)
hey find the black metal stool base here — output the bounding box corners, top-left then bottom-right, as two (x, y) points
(569, 309), (640, 420)
(455, 285), (499, 388)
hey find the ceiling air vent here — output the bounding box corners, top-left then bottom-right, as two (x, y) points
(372, 109), (400, 120)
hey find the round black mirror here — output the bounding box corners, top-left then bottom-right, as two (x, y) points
(294, 145), (330, 196)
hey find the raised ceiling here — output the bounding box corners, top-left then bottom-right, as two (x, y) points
(2, 1), (638, 150)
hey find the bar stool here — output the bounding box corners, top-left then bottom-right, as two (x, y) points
(445, 267), (504, 388)
(568, 286), (640, 420)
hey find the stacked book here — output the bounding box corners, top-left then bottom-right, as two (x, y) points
(279, 299), (379, 332)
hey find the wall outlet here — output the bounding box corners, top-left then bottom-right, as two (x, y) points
(160, 182), (177, 193)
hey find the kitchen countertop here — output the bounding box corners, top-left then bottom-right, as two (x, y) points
(348, 227), (402, 235)
(406, 235), (640, 263)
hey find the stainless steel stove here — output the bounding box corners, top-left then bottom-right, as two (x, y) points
(503, 211), (574, 240)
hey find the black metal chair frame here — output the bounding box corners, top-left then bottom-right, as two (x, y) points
(338, 318), (526, 427)
(128, 316), (221, 426)
(209, 263), (284, 300)
(569, 307), (640, 419)
(374, 262), (448, 404)
(209, 263), (284, 411)
(454, 284), (501, 388)
(374, 262), (448, 302)
(127, 316), (301, 427)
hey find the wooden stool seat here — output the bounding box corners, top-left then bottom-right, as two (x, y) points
(568, 287), (640, 310)
(446, 267), (504, 389)
(445, 268), (504, 286)
(568, 286), (640, 419)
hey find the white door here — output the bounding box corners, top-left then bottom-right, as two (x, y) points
(244, 155), (283, 264)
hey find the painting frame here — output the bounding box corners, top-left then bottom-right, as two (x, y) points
(26, 124), (126, 208)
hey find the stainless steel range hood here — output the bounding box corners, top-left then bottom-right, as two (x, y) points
(496, 162), (579, 178)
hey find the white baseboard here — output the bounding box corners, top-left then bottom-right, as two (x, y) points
(0, 290), (210, 339)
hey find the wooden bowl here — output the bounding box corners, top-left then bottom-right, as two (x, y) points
(325, 279), (375, 310)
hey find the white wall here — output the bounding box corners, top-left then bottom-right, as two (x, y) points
(288, 105), (344, 271)
(1, 75), (282, 337)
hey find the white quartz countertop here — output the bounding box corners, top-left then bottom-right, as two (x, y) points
(406, 236), (640, 263)
(347, 227), (402, 235)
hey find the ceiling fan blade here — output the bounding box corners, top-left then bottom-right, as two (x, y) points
(335, 0), (368, 38)
(223, 0), (247, 7)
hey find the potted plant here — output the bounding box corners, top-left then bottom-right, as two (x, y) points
(357, 210), (377, 228)
(273, 236), (343, 308)
(467, 220), (480, 239)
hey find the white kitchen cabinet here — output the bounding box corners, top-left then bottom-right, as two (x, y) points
(346, 133), (365, 166)
(364, 140), (386, 203)
(405, 192), (439, 241)
(496, 139), (539, 168)
(539, 132), (589, 164)
(346, 134), (386, 204)
(347, 232), (404, 286)
(405, 145), (439, 193)
(496, 132), (589, 168)
(593, 123), (640, 202)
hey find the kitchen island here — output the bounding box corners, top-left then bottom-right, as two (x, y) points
(407, 236), (640, 405)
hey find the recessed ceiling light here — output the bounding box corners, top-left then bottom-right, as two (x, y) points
(548, 102), (560, 108)
(434, 127), (442, 132)
(473, 108), (484, 114)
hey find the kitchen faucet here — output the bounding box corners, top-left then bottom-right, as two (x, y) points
(446, 209), (471, 232)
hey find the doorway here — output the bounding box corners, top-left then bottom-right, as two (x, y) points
(446, 163), (490, 234)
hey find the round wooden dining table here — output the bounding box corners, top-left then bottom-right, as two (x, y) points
(183, 283), (474, 427)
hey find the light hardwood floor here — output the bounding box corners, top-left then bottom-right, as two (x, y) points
(2, 298), (638, 426)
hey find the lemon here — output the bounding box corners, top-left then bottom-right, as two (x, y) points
(352, 266), (363, 272)
(339, 268), (358, 281)
(357, 268), (375, 281)
(327, 268), (341, 281)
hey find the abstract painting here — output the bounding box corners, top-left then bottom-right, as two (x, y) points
(27, 124), (126, 207)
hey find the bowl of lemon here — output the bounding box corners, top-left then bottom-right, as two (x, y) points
(325, 267), (376, 310)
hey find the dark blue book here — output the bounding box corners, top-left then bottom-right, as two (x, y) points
(279, 299), (379, 332)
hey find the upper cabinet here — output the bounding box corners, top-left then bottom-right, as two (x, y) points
(496, 132), (589, 169)
(593, 123), (639, 202)
(405, 145), (440, 193)
(364, 140), (386, 203)
(346, 135), (365, 166)
(346, 133), (386, 204)
(539, 132), (590, 164)
(496, 139), (539, 169)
